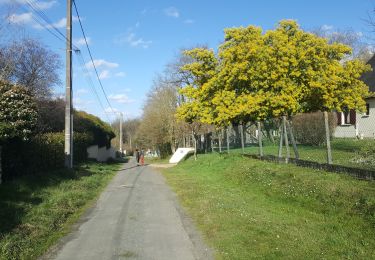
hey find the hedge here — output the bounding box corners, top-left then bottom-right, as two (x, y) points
(1, 132), (93, 181)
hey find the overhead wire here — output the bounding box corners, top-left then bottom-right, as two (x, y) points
(72, 0), (116, 115)
(19, 0), (114, 120)
(74, 50), (111, 121)
(24, 0), (80, 50)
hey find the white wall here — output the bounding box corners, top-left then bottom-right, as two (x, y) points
(358, 98), (375, 138)
(334, 124), (356, 138)
(334, 97), (375, 138)
(87, 145), (116, 162)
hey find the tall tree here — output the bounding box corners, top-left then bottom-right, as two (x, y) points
(111, 118), (141, 151)
(137, 77), (179, 157)
(0, 38), (62, 99)
(177, 20), (370, 161)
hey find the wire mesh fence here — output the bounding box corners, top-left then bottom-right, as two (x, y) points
(207, 111), (375, 173)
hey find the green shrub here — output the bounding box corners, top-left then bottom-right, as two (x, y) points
(2, 132), (93, 181)
(74, 111), (115, 148)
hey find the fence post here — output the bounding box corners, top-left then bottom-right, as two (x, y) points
(219, 129), (222, 153)
(324, 111), (333, 164)
(282, 116), (290, 163)
(226, 126), (230, 153)
(192, 131), (197, 161)
(257, 121), (263, 157)
(287, 120), (299, 159)
(240, 121), (245, 154)
(278, 124), (283, 158)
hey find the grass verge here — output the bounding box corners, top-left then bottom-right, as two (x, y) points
(0, 161), (122, 259)
(162, 153), (375, 259)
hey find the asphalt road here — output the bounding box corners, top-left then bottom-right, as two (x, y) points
(45, 159), (213, 260)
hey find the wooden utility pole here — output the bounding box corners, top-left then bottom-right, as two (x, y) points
(64, 0), (73, 168)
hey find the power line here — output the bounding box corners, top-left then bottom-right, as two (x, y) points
(74, 50), (111, 122)
(72, 0), (116, 115)
(19, 4), (65, 43)
(23, 0), (80, 50)
(20, 0), (113, 121)
(15, 0), (116, 122)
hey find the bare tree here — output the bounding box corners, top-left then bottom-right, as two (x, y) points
(112, 118), (141, 151)
(0, 38), (62, 99)
(312, 27), (373, 62)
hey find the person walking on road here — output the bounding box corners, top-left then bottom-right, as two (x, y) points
(135, 148), (140, 165)
(140, 148), (145, 166)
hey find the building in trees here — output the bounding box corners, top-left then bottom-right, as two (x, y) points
(335, 55), (375, 138)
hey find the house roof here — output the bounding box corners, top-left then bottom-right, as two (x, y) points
(361, 55), (375, 93)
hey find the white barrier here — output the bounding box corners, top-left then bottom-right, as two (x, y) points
(169, 148), (195, 164)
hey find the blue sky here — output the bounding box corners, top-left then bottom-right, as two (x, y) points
(1, 0), (375, 122)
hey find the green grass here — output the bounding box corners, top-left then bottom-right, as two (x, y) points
(229, 138), (375, 170)
(0, 161), (122, 260)
(162, 153), (375, 259)
(145, 155), (171, 164)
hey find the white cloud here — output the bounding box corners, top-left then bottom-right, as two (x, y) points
(54, 17), (67, 28)
(73, 97), (93, 109)
(0, 0), (57, 10)
(321, 24), (333, 31)
(109, 94), (134, 104)
(76, 88), (89, 95)
(141, 8), (147, 15)
(104, 107), (119, 113)
(116, 32), (152, 49)
(164, 7), (179, 18)
(184, 19), (194, 24)
(99, 70), (110, 79)
(115, 72), (126, 77)
(33, 0), (57, 10)
(85, 59), (119, 69)
(33, 16), (79, 30)
(7, 12), (33, 25)
(74, 37), (91, 46)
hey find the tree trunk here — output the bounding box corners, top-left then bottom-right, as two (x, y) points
(286, 120), (299, 159)
(226, 127), (230, 153)
(282, 116), (290, 163)
(240, 122), (245, 154)
(278, 125), (283, 158)
(257, 121), (263, 157)
(324, 111), (333, 164)
(0, 145), (2, 184)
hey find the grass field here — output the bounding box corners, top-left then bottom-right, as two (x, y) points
(0, 162), (122, 260)
(221, 138), (375, 170)
(162, 152), (375, 259)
